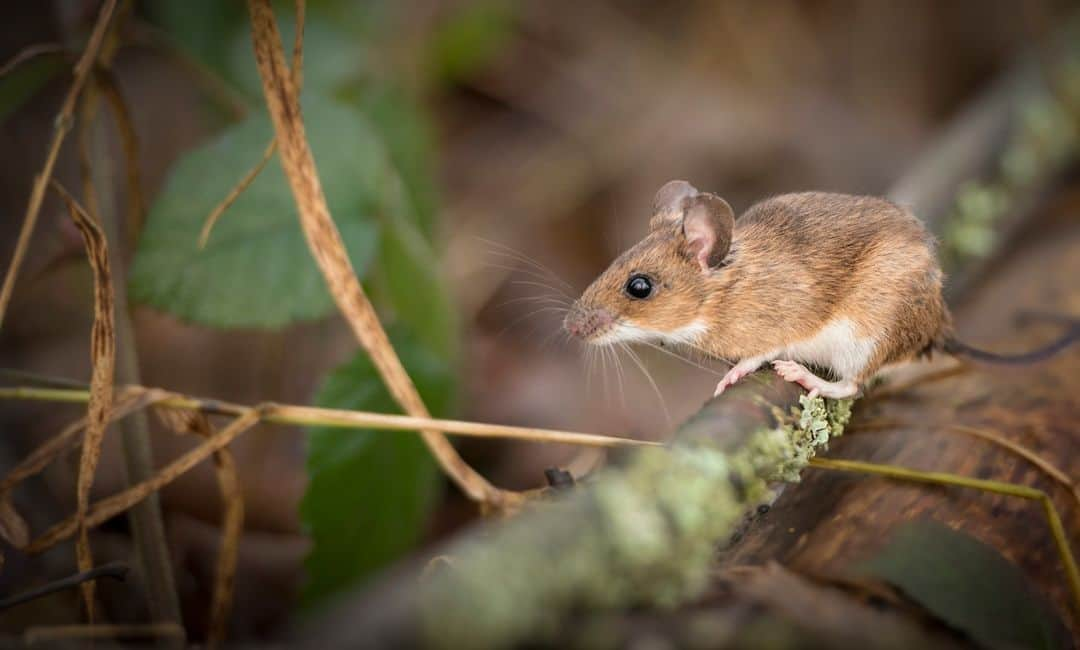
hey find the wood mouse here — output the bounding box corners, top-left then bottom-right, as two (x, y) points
(563, 180), (1078, 399)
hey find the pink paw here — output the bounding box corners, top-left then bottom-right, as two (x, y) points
(713, 373), (740, 396)
(771, 360), (821, 398)
(714, 361), (758, 396)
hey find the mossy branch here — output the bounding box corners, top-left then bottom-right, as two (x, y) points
(414, 389), (853, 648)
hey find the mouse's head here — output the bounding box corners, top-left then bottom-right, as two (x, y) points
(564, 180), (735, 346)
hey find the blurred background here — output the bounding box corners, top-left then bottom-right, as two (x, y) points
(0, 0), (1074, 643)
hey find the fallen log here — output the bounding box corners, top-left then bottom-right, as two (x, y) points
(298, 28), (1080, 649)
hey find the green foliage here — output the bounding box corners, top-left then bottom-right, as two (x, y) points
(857, 521), (1066, 649)
(224, 12), (369, 102)
(135, 0), (505, 606)
(300, 328), (454, 606)
(354, 86), (441, 238)
(376, 199), (459, 358)
(129, 95), (383, 328)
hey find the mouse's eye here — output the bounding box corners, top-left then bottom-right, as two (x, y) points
(625, 274), (653, 299)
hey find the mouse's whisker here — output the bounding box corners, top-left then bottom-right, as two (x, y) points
(494, 295), (571, 310)
(489, 254), (574, 292)
(584, 344), (596, 396)
(478, 238), (575, 292)
(620, 342), (672, 430)
(616, 348), (628, 410)
(600, 344), (613, 405)
(637, 341), (724, 377)
(537, 325), (568, 353)
(608, 344), (627, 410)
(670, 340), (731, 369)
(484, 263), (576, 301)
(497, 306), (572, 340)
(508, 279), (575, 302)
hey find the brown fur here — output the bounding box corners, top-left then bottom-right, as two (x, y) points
(568, 189), (953, 384)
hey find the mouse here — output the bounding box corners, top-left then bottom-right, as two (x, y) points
(563, 180), (1078, 400)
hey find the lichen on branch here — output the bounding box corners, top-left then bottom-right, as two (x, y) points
(419, 391), (854, 648)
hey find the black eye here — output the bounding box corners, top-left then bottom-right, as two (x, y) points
(625, 274), (653, 299)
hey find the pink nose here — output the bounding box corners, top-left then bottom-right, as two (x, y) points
(564, 306), (614, 340)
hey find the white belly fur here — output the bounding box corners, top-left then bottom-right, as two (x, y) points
(773, 318), (876, 381)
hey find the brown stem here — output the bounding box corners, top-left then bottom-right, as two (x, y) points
(244, 0), (511, 508)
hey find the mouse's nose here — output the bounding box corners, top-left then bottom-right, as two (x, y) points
(564, 305), (613, 341)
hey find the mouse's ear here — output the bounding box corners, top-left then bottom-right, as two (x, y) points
(682, 193), (735, 271)
(650, 180), (698, 230)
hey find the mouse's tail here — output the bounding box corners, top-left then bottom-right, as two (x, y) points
(942, 323), (1080, 365)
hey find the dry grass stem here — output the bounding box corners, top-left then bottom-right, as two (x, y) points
(199, 0), (305, 249)
(808, 456), (1080, 615)
(0, 496), (29, 550)
(50, 181), (117, 621)
(27, 410), (261, 555)
(0, 382), (656, 449)
(94, 69), (145, 245)
(0, 0), (117, 328)
(850, 417), (1078, 512)
(155, 410), (242, 648)
(207, 442), (242, 649)
(198, 139), (277, 248)
(948, 424), (1080, 508)
(0, 42), (66, 77)
(0, 388), (162, 497)
(245, 0), (508, 507)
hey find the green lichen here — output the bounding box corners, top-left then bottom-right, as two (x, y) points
(420, 396), (855, 649)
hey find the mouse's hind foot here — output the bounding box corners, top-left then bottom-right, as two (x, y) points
(771, 360), (858, 399)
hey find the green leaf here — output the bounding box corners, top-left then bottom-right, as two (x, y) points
(856, 520), (1067, 649)
(354, 85), (440, 238)
(375, 197), (459, 359)
(300, 328), (454, 606)
(225, 10), (441, 238)
(130, 95), (385, 328)
(225, 12), (369, 102)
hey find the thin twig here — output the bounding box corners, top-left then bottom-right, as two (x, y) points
(948, 424), (1080, 508)
(27, 411), (261, 554)
(93, 68), (145, 247)
(207, 442), (242, 649)
(198, 0), (305, 249)
(847, 416), (1079, 512)
(154, 410), (242, 649)
(0, 388), (165, 497)
(0, 384), (658, 449)
(50, 181), (117, 621)
(0, 562), (128, 611)
(808, 456), (1080, 616)
(0, 0), (117, 328)
(198, 139), (276, 248)
(0, 42), (66, 78)
(78, 28), (184, 626)
(245, 0), (511, 507)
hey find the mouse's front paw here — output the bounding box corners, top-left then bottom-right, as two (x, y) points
(714, 360), (759, 396)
